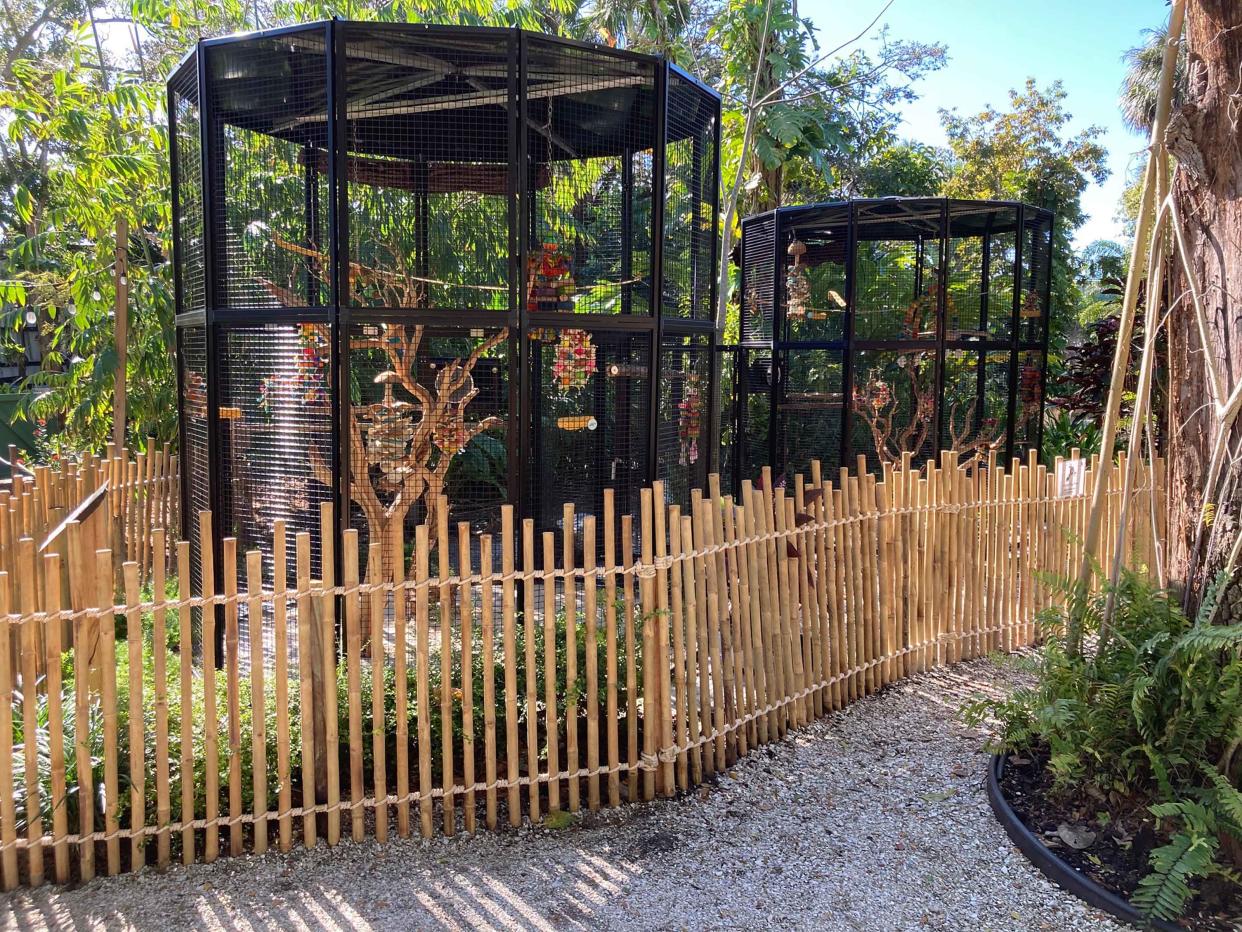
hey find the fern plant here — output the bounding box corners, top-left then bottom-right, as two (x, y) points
(965, 570), (1242, 921)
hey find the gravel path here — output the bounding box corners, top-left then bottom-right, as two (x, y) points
(1, 655), (1125, 932)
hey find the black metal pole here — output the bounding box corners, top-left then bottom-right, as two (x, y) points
(841, 202), (858, 467)
(328, 19), (349, 598)
(1006, 204), (1026, 465)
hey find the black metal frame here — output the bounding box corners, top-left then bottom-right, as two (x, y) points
(169, 21), (722, 573)
(733, 197), (1053, 491)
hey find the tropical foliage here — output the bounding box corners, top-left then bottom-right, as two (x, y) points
(966, 572), (1242, 921)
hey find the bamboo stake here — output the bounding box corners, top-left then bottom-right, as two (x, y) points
(675, 511), (702, 782)
(667, 506), (688, 790)
(722, 495), (750, 755)
(222, 539), (243, 855)
(272, 522), (292, 852)
(368, 541), (388, 844)
(0, 570), (15, 889)
(150, 531), (170, 868)
(43, 553), (70, 881)
(739, 483), (770, 742)
(20, 541), (44, 884)
(123, 560), (145, 870)
(457, 524), (476, 833)
(582, 515), (601, 809)
(521, 519), (540, 822)
(319, 503), (341, 847)
(177, 540), (194, 863)
(246, 550), (268, 855)
(344, 530), (364, 842)
(96, 548), (119, 875)
(650, 484), (674, 794)
(603, 492), (621, 808)
(562, 504), (579, 811)
(416, 524), (434, 837)
(393, 520), (410, 839)
(1076, 0), (1185, 627)
(480, 533), (498, 830)
(621, 513), (639, 798)
(541, 530), (561, 812)
(501, 507), (521, 825)
(295, 533), (317, 848)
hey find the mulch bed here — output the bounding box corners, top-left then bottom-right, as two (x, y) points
(998, 748), (1241, 931)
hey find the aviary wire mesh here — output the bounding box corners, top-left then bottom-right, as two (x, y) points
(734, 198), (1052, 488)
(172, 24), (720, 600)
(525, 327), (651, 532)
(657, 333), (711, 504)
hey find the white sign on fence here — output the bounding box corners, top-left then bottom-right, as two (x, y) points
(1056, 458), (1086, 498)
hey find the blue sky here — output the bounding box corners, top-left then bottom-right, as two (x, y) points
(799, 0), (1168, 246)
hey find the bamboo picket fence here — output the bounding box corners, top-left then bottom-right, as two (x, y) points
(0, 443), (179, 587)
(0, 447), (1160, 889)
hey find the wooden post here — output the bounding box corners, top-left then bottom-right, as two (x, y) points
(112, 217), (128, 450)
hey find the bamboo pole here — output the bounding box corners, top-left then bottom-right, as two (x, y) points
(369, 541), (388, 843)
(415, 524), (434, 838)
(246, 550), (268, 856)
(273, 522), (292, 852)
(0, 571), (15, 889)
(96, 548), (119, 875)
(562, 504), (579, 811)
(20, 540), (44, 884)
(480, 533), (498, 830)
(123, 560), (145, 870)
(603, 492), (621, 808)
(394, 520), (411, 839)
(43, 553), (70, 881)
(344, 530), (364, 842)
(501, 507), (521, 825)
(295, 533), (317, 848)
(521, 519), (539, 822)
(1075, 0), (1185, 629)
(583, 515), (601, 809)
(542, 530), (561, 812)
(457, 524), (476, 833)
(177, 540), (194, 863)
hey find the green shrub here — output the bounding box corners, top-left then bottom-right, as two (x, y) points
(965, 571), (1242, 921)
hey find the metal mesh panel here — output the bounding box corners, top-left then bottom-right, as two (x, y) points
(738, 349), (773, 485)
(526, 327), (650, 530)
(986, 223), (1018, 342)
(1015, 349), (1045, 455)
(347, 323), (510, 583)
(216, 323), (335, 587)
(1020, 211), (1052, 345)
(657, 333), (711, 505)
(715, 346), (738, 494)
(206, 29), (329, 309)
(853, 236), (941, 341)
(783, 224), (847, 343)
(779, 349), (844, 481)
(179, 326), (210, 589)
(527, 40), (656, 316)
(850, 349), (936, 471)
(940, 349), (1010, 461)
(343, 28), (512, 312)
(171, 64), (205, 314)
(741, 216), (775, 344)
(663, 73), (716, 321)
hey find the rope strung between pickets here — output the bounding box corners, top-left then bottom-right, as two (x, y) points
(0, 616), (1053, 855)
(0, 482), (1153, 628)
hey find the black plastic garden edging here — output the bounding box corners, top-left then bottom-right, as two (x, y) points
(986, 754), (1179, 932)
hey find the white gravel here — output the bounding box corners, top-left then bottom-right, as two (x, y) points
(0, 655), (1125, 932)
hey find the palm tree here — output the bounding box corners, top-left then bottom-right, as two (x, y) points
(1119, 22), (1187, 136)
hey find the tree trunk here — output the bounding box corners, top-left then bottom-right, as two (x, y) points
(1166, 0), (1242, 618)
